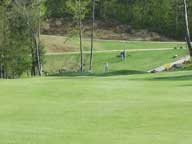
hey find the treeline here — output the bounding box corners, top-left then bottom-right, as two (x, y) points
(45, 0), (192, 39)
(0, 0), (44, 79)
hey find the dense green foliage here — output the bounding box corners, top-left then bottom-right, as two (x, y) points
(45, 0), (192, 39)
(97, 0), (192, 39)
(45, 0), (67, 17)
(0, 0), (44, 78)
(0, 1), (31, 78)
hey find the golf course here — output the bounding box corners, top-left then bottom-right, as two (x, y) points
(1, 0), (192, 143)
(1, 36), (192, 143)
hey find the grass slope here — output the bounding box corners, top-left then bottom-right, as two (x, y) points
(0, 71), (192, 144)
(42, 35), (186, 53)
(44, 49), (187, 73)
(42, 35), (188, 74)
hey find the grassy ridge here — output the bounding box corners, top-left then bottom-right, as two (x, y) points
(0, 71), (192, 144)
(44, 49), (187, 73)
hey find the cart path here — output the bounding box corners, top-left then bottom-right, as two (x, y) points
(46, 48), (174, 55)
(148, 55), (190, 73)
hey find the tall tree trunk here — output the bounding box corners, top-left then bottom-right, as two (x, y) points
(78, 0), (83, 72)
(175, 0), (178, 35)
(22, 1), (41, 76)
(89, 0), (95, 72)
(141, 0), (146, 26)
(0, 5), (6, 79)
(36, 0), (42, 76)
(0, 6), (5, 78)
(35, 34), (42, 76)
(183, 0), (192, 57)
(31, 36), (36, 76)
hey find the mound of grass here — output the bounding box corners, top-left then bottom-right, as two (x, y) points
(52, 70), (146, 77)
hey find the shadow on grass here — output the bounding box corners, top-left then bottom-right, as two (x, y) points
(182, 84), (192, 86)
(147, 74), (192, 81)
(50, 70), (146, 77)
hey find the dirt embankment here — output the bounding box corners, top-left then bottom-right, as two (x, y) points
(41, 18), (170, 41)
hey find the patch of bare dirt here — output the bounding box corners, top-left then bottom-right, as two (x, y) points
(41, 18), (171, 41)
(41, 35), (77, 53)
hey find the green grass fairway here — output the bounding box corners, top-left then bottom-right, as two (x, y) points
(0, 71), (192, 144)
(44, 49), (187, 73)
(42, 35), (186, 53)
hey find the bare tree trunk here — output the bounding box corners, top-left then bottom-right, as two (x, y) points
(31, 34), (37, 76)
(0, 7), (5, 78)
(0, 64), (3, 78)
(183, 0), (192, 57)
(31, 48), (36, 76)
(141, 0), (146, 26)
(36, 0), (42, 76)
(0, 6), (6, 79)
(175, 0), (178, 34)
(78, 0), (83, 72)
(35, 36), (42, 76)
(26, 0), (42, 76)
(89, 0), (95, 72)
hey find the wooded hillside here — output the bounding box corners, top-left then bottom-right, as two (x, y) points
(45, 0), (192, 39)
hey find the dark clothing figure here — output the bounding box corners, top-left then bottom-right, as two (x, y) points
(120, 50), (126, 61)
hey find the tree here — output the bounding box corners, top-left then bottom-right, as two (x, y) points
(78, 0), (83, 72)
(89, 0), (95, 72)
(0, 0), (45, 78)
(175, 0), (179, 33)
(0, 0), (32, 78)
(19, 0), (44, 76)
(45, 0), (66, 17)
(36, 0), (43, 76)
(66, 0), (90, 72)
(183, 0), (192, 57)
(0, 2), (6, 78)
